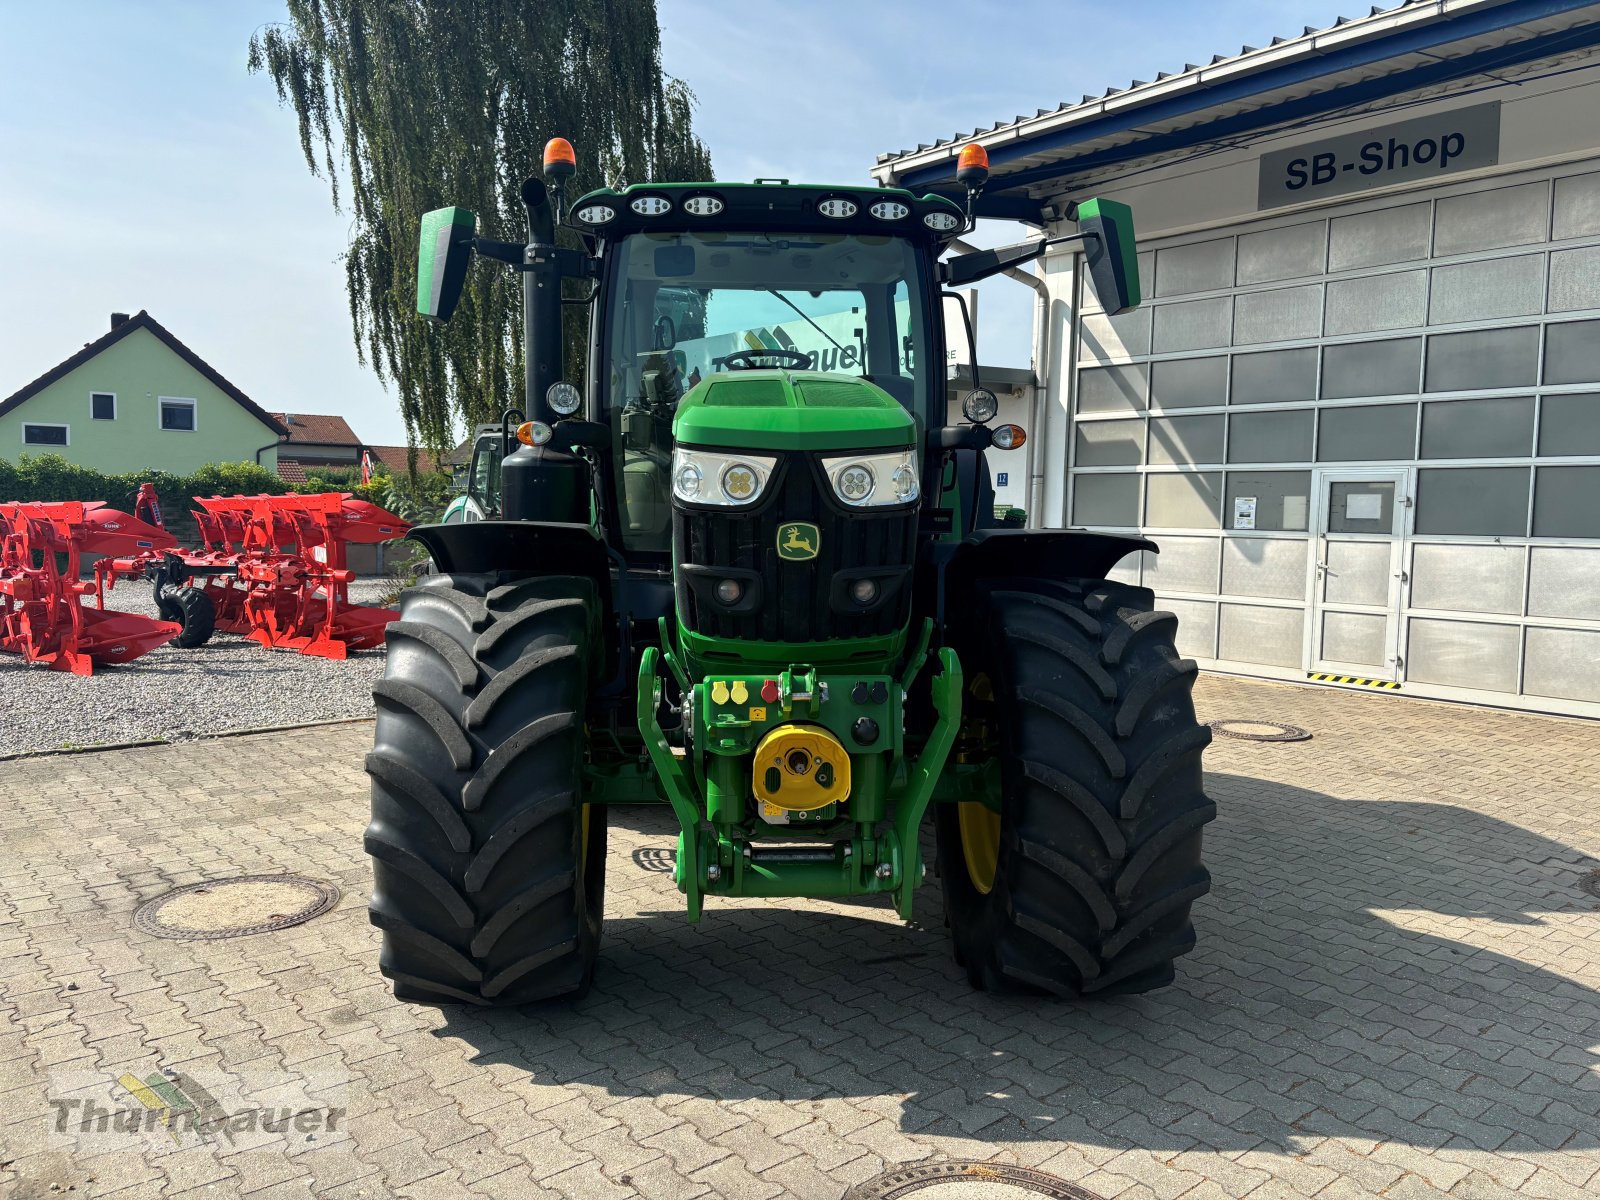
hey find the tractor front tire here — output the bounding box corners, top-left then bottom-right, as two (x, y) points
(937, 577), (1214, 998)
(364, 572), (607, 1006)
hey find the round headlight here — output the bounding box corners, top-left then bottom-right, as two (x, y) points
(836, 464), (875, 503)
(891, 464), (918, 502)
(715, 579), (744, 605)
(546, 381), (581, 416)
(721, 463), (761, 502)
(674, 462), (703, 498)
(962, 387), (998, 424)
(850, 578), (879, 605)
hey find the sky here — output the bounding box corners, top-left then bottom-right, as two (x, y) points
(0, 0), (1351, 448)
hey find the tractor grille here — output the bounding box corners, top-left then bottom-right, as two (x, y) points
(674, 456), (916, 644)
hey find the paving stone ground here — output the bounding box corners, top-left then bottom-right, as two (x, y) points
(2, 674), (1598, 1200)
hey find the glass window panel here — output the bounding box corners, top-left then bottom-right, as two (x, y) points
(1553, 171), (1600, 240)
(1325, 270), (1425, 336)
(1317, 403), (1417, 461)
(1155, 238), (1234, 296)
(1548, 246), (1600, 313)
(1428, 254), (1543, 325)
(1225, 471), (1311, 532)
(1415, 467), (1530, 536)
(22, 424), (68, 446)
(1327, 482), (1396, 534)
(1328, 202), (1431, 272)
(1533, 465), (1600, 538)
(1145, 472), (1222, 529)
(1420, 397), (1534, 459)
(1076, 364), (1147, 413)
(1407, 618), (1519, 692)
(1538, 393), (1600, 456)
(1546, 320), (1600, 386)
(1227, 410), (1313, 463)
(90, 393), (115, 420)
(1149, 415), (1224, 466)
(1433, 181), (1549, 256)
(1424, 326), (1539, 392)
(1152, 297), (1232, 353)
(1074, 419), (1145, 467)
(1233, 284), (1320, 345)
(1221, 536), (1308, 599)
(1322, 337), (1421, 399)
(1231, 348), (1317, 405)
(1141, 537), (1219, 594)
(1149, 356), (1227, 410)
(1072, 473), (1140, 527)
(1236, 222), (1325, 285)
(1218, 603), (1303, 668)
(1079, 307), (1152, 361)
(1525, 628), (1600, 705)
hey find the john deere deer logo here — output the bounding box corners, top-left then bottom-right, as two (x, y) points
(776, 522), (820, 561)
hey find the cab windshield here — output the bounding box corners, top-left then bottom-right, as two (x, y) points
(603, 231), (930, 551)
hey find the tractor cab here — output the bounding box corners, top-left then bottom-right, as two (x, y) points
(441, 422), (508, 524)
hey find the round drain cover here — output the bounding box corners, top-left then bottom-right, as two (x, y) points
(134, 875), (340, 940)
(1207, 718), (1311, 743)
(847, 1163), (1105, 1200)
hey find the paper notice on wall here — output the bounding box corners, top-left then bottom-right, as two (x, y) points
(1346, 493), (1383, 520)
(1283, 495), (1308, 529)
(1232, 497), (1257, 530)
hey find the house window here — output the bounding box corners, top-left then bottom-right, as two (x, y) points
(91, 392), (116, 420)
(23, 423), (69, 446)
(159, 397), (197, 431)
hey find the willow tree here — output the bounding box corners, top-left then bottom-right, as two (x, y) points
(249, 1), (712, 459)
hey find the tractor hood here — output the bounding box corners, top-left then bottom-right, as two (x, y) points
(673, 371), (916, 452)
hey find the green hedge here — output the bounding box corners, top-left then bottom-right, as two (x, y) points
(0, 453), (458, 537)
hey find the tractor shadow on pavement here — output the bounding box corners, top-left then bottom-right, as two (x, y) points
(435, 772), (1600, 1155)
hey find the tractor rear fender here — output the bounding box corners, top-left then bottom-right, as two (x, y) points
(932, 528), (1156, 622)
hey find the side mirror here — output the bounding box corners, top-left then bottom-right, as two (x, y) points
(1077, 197), (1140, 316)
(416, 207), (477, 323)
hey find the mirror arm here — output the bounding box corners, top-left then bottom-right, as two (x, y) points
(938, 230), (1098, 287)
(473, 238), (524, 266)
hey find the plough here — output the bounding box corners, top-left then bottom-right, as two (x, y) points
(0, 500), (181, 674)
(186, 492), (408, 659)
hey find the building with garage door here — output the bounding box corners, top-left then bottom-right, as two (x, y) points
(874, 0), (1600, 717)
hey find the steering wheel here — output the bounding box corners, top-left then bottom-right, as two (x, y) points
(719, 348), (813, 370)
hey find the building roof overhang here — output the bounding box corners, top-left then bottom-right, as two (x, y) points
(873, 0), (1600, 222)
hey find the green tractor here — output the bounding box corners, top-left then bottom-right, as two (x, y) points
(365, 139), (1213, 1006)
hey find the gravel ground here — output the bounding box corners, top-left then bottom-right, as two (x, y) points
(0, 578), (398, 757)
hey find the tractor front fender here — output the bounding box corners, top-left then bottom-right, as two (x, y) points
(932, 528), (1156, 622)
(407, 520), (612, 591)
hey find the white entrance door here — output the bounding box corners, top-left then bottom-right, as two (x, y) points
(1308, 469), (1411, 681)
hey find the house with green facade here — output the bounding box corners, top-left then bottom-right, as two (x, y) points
(0, 311), (287, 474)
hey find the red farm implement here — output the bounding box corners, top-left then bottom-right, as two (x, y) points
(0, 500), (181, 674)
(188, 493), (408, 659)
(95, 484), (411, 660)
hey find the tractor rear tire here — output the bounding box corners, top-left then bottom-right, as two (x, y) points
(157, 585), (216, 648)
(937, 577), (1214, 998)
(364, 572), (607, 1006)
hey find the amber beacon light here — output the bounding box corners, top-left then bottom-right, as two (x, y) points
(543, 137), (577, 180)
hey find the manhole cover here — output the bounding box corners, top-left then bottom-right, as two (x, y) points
(134, 875), (340, 940)
(632, 847), (676, 873)
(1579, 870), (1600, 900)
(1207, 719), (1312, 743)
(847, 1163), (1106, 1199)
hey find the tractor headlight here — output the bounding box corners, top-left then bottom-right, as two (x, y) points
(671, 447), (777, 507)
(821, 449), (920, 508)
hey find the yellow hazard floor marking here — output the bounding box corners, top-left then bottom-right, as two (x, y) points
(1308, 673), (1401, 689)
